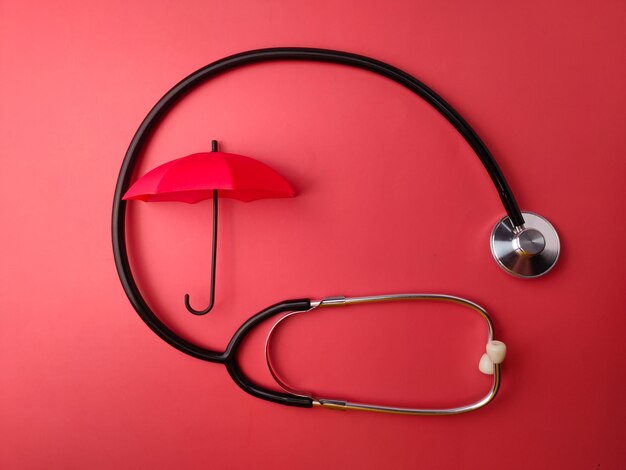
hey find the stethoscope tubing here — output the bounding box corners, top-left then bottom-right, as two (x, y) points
(112, 47), (516, 409)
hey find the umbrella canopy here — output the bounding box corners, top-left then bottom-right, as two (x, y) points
(123, 140), (295, 315)
(123, 148), (295, 203)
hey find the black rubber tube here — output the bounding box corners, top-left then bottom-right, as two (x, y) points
(112, 47), (525, 406)
(223, 299), (313, 407)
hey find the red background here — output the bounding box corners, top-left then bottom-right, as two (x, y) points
(1, 1), (625, 468)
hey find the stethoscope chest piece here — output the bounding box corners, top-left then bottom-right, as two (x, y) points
(490, 211), (560, 278)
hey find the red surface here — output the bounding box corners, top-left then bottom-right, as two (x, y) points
(123, 151), (296, 203)
(1, 1), (625, 469)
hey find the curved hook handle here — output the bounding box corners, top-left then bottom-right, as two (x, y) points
(184, 292), (215, 315)
(184, 189), (219, 315)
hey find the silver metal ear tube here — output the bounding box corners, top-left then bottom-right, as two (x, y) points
(264, 294), (502, 416)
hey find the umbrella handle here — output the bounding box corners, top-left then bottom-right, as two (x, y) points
(184, 189), (219, 315)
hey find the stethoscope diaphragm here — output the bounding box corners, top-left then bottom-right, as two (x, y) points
(491, 211), (560, 278)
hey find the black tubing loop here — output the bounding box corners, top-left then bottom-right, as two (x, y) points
(112, 47), (524, 400)
(223, 299), (313, 408)
(225, 361), (312, 409)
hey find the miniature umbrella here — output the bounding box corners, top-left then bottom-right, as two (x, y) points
(123, 140), (296, 315)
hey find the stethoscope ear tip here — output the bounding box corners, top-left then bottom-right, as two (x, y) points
(479, 340), (507, 375)
(490, 212), (560, 278)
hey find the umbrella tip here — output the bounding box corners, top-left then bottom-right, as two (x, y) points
(211, 140), (218, 152)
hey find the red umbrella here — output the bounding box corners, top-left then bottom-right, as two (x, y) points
(123, 140), (296, 315)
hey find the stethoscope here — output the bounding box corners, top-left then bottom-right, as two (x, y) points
(112, 48), (560, 415)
